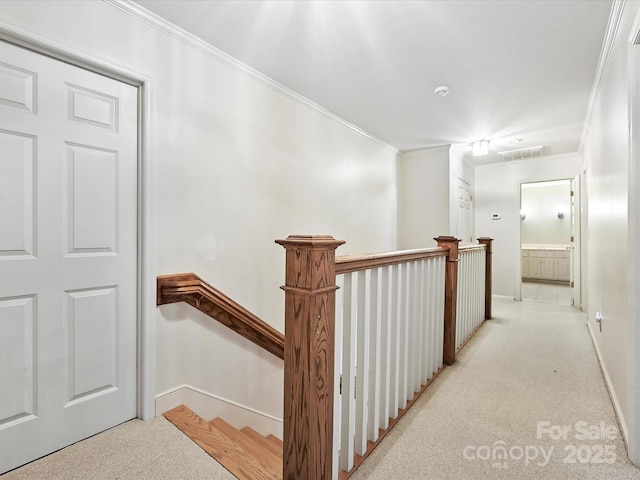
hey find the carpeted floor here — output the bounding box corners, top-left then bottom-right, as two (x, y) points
(350, 297), (640, 479)
(4, 297), (640, 479)
(1, 415), (234, 479)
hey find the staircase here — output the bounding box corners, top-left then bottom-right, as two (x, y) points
(163, 405), (283, 480)
(158, 236), (493, 479)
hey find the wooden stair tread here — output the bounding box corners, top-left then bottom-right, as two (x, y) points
(240, 427), (282, 456)
(163, 405), (281, 480)
(266, 434), (283, 450)
(210, 418), (282, 474)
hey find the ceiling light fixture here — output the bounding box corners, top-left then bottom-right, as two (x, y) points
(471, 140), (489, 156)
(434, 85), (450, 97)
(511, 138), (523, 144)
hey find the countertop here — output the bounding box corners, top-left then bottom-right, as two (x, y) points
(521, 244), (571, 251)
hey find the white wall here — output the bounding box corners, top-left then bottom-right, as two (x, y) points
(521, 181), (572, 245)
(581, 0), (640, 449)
(0, 1), (399, 432)
(474, 153), (582, 298)
(397, 146), (450, 249)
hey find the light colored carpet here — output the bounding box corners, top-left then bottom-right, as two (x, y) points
(350, 297), (640, 479)
(4, 297), (640, 479)
(1, 416), (234, 479)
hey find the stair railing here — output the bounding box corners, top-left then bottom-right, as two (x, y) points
(276, 235), (492, 480)
(456, 243), (487, 351)
(157, 273), (284, 359)
(333, 244), (447, 475)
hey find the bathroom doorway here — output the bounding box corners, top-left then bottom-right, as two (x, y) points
(520, 179), (574, 306)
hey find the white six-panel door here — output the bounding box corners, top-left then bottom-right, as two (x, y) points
(457, 178), (473, 243)
(0, 40), (138, 473)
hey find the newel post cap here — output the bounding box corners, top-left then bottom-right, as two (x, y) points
(275, 235), (345, 250)
(477, 237), (494, 253)
(434, 235), (461, 261)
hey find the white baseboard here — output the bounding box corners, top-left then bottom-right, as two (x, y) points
(587, 322), (629, 444)
(493, 294), (517, 301)
(156, 385), (283, 439)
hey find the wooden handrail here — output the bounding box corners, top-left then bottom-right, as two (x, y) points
(458, 243), (486, 253)
(336, 247), (447, 274)
(157, 273), (285, 360)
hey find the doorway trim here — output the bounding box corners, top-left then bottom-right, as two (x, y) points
(0, 20), (157, 420)
(627, 10), (640, 465)
(517, 177), (580, 306)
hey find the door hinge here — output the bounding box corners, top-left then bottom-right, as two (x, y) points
(570, 236), (574, 242)
(339, 374), (342, 395)
(571, 281), (574, 288)
(571, 190), (575, 196)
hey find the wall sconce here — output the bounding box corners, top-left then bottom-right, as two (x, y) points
(557, 211), (565, 219)
(472, 140), (489, 157)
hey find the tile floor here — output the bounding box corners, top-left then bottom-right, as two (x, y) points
(521, 280), (573, 305)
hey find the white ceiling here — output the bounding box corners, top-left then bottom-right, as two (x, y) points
(133, 0), (612, 163)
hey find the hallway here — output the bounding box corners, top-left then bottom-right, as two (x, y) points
(4, 299), (640, 479)
(350, 298), (640, 479)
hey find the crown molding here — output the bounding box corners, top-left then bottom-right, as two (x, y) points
(579, 0), (625, 152)
(106, 0), (399, 155)
(400, 143), (452, 155)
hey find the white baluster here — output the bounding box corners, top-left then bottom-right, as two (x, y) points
(355, 270), (369, 455)
(367, 268), (381, 442)
(436, 256), (445, 370)
(463, 252), (469, 345)
(333, 274), (344, 480)
(455, 253), (462, 349)
(398, 263), (408, 409)
(423, 258), (433, 383)
(418, 259), (427, 387)
(389, 264), (400, 418)
(412, 260), (423, 394)
(379, 266), (390, 430)
(339, 272), (356, 472)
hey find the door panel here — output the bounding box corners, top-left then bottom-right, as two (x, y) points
(0, 130), (35, 257)
(65, 143), (118, 254)
(0, 295), (36, 425)
(0, 40), (138, 474)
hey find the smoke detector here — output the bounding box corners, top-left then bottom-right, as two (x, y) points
(434, 86), (450, 97)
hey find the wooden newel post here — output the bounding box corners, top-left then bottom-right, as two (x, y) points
(275, 235), (345, 480)
(477, 237), (493, 320)
(435, 236), (460, 366)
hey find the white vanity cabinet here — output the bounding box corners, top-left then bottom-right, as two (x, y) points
(522, 246), (570, 282)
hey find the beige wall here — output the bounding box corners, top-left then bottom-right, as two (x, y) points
(521, 181), (572, 245)
(582, 0), (640, 447)
(0, 1), (399, 430)
(397, 146), (450, 249)
(474, 153), (582, 298)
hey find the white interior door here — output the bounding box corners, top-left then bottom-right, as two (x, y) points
(0, 40), (138, 473)
(456, 178), (473, 242)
